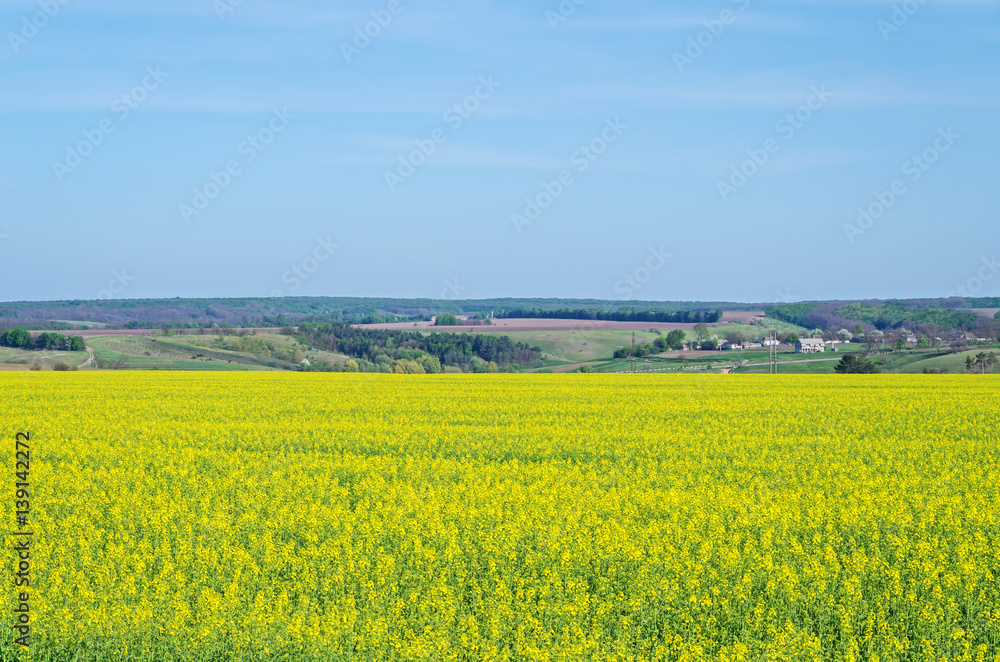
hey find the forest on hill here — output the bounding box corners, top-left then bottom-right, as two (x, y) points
(0, 297), (745, 329)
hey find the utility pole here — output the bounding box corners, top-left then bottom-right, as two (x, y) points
(774, 331), (779, 374)
(768, 331), (772, 374)
(631, 331), (636, 374)
(769, 331), (778, 374)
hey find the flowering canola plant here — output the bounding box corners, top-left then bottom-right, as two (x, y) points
(1, 373), (998, 661)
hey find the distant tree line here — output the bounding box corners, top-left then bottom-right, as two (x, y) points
(764, 304), (819, 327)
(295, 323), (541, 372)
(833, 302), (979, 330)
(495, 309), (723, 324)
(0, 328), (86, 352)
(766, 302), (987, 333)
(2, 296), (993, 332)
(0, 320), (77, 331)
(0, 297), (742, 330)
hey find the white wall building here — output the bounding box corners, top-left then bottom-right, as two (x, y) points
(796, 338), (826, 354)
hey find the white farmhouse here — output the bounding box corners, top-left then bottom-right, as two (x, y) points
(795, 338), (825, 354)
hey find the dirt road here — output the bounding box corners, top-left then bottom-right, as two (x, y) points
(78, 345), (95, 368)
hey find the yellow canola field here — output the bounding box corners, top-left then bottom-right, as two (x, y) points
(1, 373), (999, 662)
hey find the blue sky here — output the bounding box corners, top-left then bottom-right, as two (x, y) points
(1, 0), (997, 304)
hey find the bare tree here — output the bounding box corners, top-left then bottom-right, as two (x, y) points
(95, 353), (130, 370)
(864, 330), (885, 354)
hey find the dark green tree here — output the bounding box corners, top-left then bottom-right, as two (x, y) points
(835, 354), (878, 374)
(665, 329), (686, 350)
(1, 328), (31, 349)
(35, 332), (61, 350)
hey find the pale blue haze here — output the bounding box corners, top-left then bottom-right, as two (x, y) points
(1, 0), (998, 303)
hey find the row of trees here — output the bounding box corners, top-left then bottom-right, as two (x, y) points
(303, 354), (505, 374)
(966, 352), (998, 374)
(433, 314), (492, 327)
(210, 335), (306, 364)
(0, 328), (86, 352)
(496, 309), (724, 324)
(693, 324), (803, 349)
(613, 330), (687, 359)
(615, 326), (805, 358)
(294, 323), (541, 370)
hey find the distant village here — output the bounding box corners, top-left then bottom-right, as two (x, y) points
(700, 327), (994, 354)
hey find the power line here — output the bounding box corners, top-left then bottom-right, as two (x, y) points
(631, 331), (636, 374)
